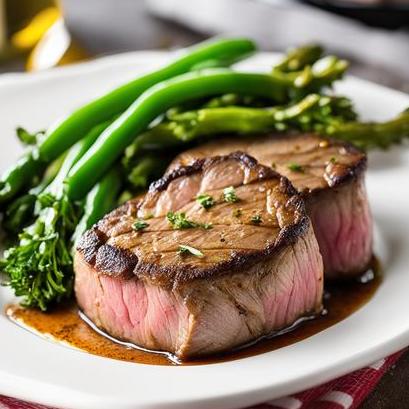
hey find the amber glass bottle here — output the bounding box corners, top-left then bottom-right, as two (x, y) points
(0, 0), (87, 70)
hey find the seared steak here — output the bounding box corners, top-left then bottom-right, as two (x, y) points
(169, 133), (373, 278)
(75, 153), (323, 359)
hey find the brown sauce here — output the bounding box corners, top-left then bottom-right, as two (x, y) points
(5, 263), (381, 366)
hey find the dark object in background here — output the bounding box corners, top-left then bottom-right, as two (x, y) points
(301, 0), (409, 28)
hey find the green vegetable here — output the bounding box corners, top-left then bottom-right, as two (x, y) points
(0, 154), (45, 205)
(329, 108), (409, 149)
(160, 44), (328, 117)
(0, 38), (257, 204)
(3, 195), (77, 311)
(178, 244), (204, 258)
(167, 211), (212, 230)
(2, 194), (37, 236)
(167, 211), (197, 229)
(223, 186), (239, 203)
(301, 56), (348, 90)
(132, 219), (149, 231)
(140, 96), (409, 150)
(126, 155), (169, 191)
(64, 57), (350, 201)
(64, 69), (299, 200)
(2, 125), (106, 310)
(2, 154), (65, 235)
(139, 94), (355, 142)
(196, 193), (215, 210)
(203, 93), (268, 109)
(287, 163), (304, 172)
(16, 127), (44, 146)
(73, 153), (163, 248)
(72, 168), (122, 247)
(274, 44), (324, 73)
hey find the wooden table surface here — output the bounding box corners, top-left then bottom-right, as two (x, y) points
(2, 0), (409, 407)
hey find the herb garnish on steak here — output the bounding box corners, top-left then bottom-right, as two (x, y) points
(170, 133), (373, 278)
(75, 152), (324, 358)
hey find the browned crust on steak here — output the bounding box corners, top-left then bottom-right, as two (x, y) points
(77, 228), (106, 265)
(95, 244), (139, 279)
(168, 133), (367, 195)
(320, 139), (367, 190)
(77, 152), (309, 288)
(150, 151), (277, 193)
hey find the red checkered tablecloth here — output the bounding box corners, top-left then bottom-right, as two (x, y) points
(0, 350), (404, 409)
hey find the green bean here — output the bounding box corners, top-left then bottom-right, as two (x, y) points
(65, 69), (296, 199)
(72, 168), (121, 248)
(0, 38), (256, 203)
(39, 38), (256, 160)
(0, 154), (44, 203)
(3, 155), (64, 235)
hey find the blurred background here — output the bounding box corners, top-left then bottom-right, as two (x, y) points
(0, 0), (408, 90)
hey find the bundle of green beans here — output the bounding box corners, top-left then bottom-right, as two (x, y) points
(1, 40), (408, 311)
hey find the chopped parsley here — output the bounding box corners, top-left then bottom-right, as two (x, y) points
(196, 193), (215, 210)
(167, 211), (212, 230)
(167, 211), (196, 229)
(223, 186), (239, 203)
(287, 163), (304, 173)
(329, 156), (337, 164)
(251, 215), (262, 225)
(133, 219), (149, 231)
(178, 245), (204, 258)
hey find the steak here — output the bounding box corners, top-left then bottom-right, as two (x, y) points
(169, 133), (373, 278)
(75, 153), (323, 359)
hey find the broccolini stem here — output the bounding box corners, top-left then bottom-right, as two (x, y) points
(138, 99), (408, 150)
(273, 44), (324, 72)
(329, 108), (409, 149)
(137, 94), (337, 141)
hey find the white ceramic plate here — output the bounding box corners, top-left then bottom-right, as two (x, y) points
(0, 52), (409, 409)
